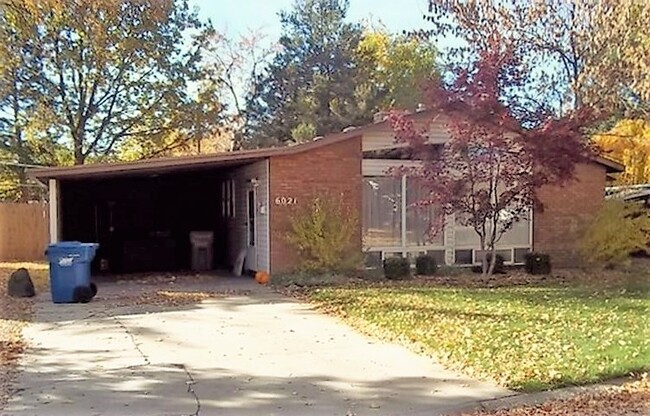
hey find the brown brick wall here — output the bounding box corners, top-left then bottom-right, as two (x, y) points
(533, 163), (607, 267)
(269, 137), (362, 274)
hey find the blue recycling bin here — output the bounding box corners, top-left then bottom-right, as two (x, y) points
(46, 242), (99, 303)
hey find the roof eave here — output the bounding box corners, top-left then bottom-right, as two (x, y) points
(28, 130), (367, 181)
(594, 156), (624, 173)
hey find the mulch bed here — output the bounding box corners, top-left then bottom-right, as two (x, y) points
(414, 270), (571, 288)
(276, 267), (649, 295)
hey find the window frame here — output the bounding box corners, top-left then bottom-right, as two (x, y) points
(222, 179), (236, 219)
(362, 175), (445, 254)
(362, 170), (533, 266)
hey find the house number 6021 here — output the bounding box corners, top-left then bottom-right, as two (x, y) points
(274, 196), (297, 206)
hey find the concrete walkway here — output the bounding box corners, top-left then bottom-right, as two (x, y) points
(4, 278), (512, 416)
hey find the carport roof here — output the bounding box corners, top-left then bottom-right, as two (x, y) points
(29, 127), (373, 181)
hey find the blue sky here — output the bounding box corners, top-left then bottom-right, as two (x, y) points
(190, 0), (430, 39)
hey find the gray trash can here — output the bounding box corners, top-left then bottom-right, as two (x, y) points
(190, 231), (213, 271)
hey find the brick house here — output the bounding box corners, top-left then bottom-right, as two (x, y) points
(31, 112), (623, 275)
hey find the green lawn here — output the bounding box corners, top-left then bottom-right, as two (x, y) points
(309, 284), (650, 391)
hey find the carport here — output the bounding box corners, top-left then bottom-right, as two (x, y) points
(31, 153), (271, 275)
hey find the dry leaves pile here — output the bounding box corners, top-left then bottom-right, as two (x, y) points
(95, 273), (251, 308)
(98, 289), (234, 308)
(93, 288), (249, 308)
(0, 295), (31, 409)
(0, 264), (43, 409)
(110, 272), (222, 286)
(0, 263), (50, 408)
(464, 378), (650, 416)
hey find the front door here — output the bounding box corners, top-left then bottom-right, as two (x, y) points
(245, 187), (257, 271)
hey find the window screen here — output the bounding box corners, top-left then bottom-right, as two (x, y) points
(498, 212), (531, 246)
(363, 177), (402, 247)
(221, 179), (235, 219)
(406, 177), (443, 246)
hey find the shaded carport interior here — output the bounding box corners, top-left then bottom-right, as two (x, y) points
(34, 155), (267, 275)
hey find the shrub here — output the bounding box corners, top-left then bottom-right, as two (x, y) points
(286, 195), (362, 274)
(524, 253), (551, 275)
(579, 200), (650, 268)
(383, 257), (410, 280)
(415, 254), (437, 275)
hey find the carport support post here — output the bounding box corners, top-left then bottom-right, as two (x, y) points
(49, 179), (59, 243)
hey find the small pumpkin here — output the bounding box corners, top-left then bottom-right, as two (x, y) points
(255, 271), (270, 284)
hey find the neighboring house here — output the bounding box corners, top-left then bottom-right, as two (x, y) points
(606, 184), (650, 207)
(30, 111), (623, 275)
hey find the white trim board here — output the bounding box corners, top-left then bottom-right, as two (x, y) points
(362, 159), (423, 176)
(48, 179), (59, 243)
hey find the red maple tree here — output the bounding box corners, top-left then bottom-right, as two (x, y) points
(391, 40), (593, 275)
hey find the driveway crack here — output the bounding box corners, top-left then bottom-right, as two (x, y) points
(173, 363), (201, 416)
(112, 315), (150, 366)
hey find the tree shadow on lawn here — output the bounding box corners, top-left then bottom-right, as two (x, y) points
(344, 301), (511, 321)
(315, 284), (649, 327)
(6, 351), (507, 416)
(481, 286), (650, 314)
(414, 284), (649, 311)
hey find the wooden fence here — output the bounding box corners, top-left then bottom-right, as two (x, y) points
(0, 203), (49, 262)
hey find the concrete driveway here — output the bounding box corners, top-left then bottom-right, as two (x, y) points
(4, 277), (512, 416)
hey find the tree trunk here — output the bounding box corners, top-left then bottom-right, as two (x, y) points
(480, 236), (488, 275)
(487, 248), (497, 276)
(16, 167), (29, 202)
(12, 76), (30, 202)
(73, 134), (84, 165)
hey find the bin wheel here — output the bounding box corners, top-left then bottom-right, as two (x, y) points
(90, 282), (98, 298)
(73, 286), (93, 303)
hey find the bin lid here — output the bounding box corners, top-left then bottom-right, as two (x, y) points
(190, 231), (214, 243)
(48, 241), (99, 249)
(48, 241), (82, 248)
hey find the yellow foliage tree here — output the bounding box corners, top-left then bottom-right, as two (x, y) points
(355, 30), (437, 111)
(593, 119), (650, 184)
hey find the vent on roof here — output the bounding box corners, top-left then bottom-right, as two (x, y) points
(342, 126), (356, 133)
(416, 103), (426, 112)
(373, 111), (390, 123)
(312, 136), (324, 141)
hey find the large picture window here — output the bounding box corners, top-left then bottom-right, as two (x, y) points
(498, 212), (531, 246)
(363, 176), (444, 249)
(455, 210), (531, 248)
(362, 172), (532, 265)
(363, 177), (402, 247)
(406, 177), (443, 246)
